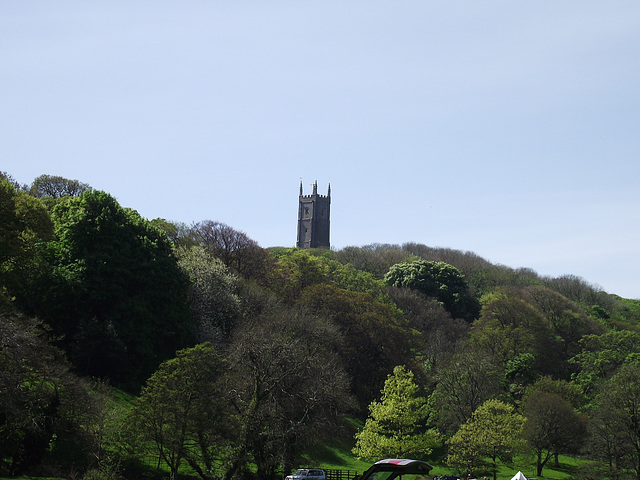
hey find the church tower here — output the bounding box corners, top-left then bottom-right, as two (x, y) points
(297, 181), (331, 249)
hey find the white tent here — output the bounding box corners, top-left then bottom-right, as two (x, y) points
(510, 471), (527, 480)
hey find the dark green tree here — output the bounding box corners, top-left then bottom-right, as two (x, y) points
(523, 376), (586, 413)
(590, 358), (640, 480)
(299, 283), (416, 407)
(127, 343), (229, 480)
(384, 260), (480, 321)
(0, 313), (96, 476)
(25, 190), (193, 390)
(387, 286), (470, 374)
(470, 288), (565, 391)
(223, 305), (354, 480)
(523, 391), (587, 476)
(428, 349), (503, 435)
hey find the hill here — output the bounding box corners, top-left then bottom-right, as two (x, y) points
(2, 173), (640, 480)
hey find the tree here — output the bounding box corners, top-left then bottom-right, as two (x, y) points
(223, 305), (354, 480)
(24, 190), (193, 390)
(470, 288), (564, 388)
(270, 248), (387, 304)
(191, 220), (274, 283)
(150, 218), (197, 248)
(401, 243), (494, 281)
(0, 179), (53, 306)
(570, 330), (640, 398)
(521, 285), (606, 369)
(543, 274), (602, 306)
(589, 359), (640, 480)
(386, 287), (469, 375)
(353, 365), (440, 461)
(447, 399), (526, 480)
(523, 391), (587, 476)
(332, 244), (414, 279)
(469, 265), (540, 297)
(523, 376), (586, 415)
(428, 349), (503, 436)
(127, 343), (229, 480)
(175, 245), (241, 343)
(587, 396), (629, 480)
(384, 260), (480, 322)
(0, 312), (97, 476)
(299, 283), (416, 407)
(0, 171), (27, 191)
(29, 174), (90, 199)
(272, 248), (331, 303)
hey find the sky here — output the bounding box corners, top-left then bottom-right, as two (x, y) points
(2, 1), (640, 298)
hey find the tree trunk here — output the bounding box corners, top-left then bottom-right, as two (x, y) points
(223, 377), (261, 480)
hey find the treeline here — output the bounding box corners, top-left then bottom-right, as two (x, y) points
(1, 173), (640, 480)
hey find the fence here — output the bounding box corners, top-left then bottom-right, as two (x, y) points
(325, 469), (361, 480)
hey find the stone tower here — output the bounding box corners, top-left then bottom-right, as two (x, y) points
(297, 181), (331, 249)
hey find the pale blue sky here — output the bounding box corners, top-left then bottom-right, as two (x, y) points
(2, 2), (639, 298)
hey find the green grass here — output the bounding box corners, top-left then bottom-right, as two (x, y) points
(2, 406), (593, 480)
(302, 417), (592, 480)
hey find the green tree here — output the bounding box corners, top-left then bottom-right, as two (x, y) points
(470, 288), (564, 393)
(589, 359), (640, 480)
(470, 265), (540, 297)
(447, 399), (526, 480)
(0, 179), (53, 307)
(271, 248), (332, 303)
(384, 260), (480, 322)
(428, 349), (503, 435)
(521, 285), (605, 362)
(270, 248), (388, 303)
(353, 365), (440, 461)
(523, 391), (587, 476)
(299, 283), (415, 407)
(25, 190), (193, 390)
(127, 343), (228, 480)
(570, 330), (640, 398)
(523, 376), (586, 414)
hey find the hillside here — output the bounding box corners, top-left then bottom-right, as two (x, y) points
(2, 173), (640, 480)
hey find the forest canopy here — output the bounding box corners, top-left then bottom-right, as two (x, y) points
(1, 172), (639, 480)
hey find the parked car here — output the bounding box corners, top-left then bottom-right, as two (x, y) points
(359, 459), (433, 480)
(285, 469), (327, 480)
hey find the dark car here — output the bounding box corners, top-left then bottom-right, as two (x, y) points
(359, 459), (433, 480)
